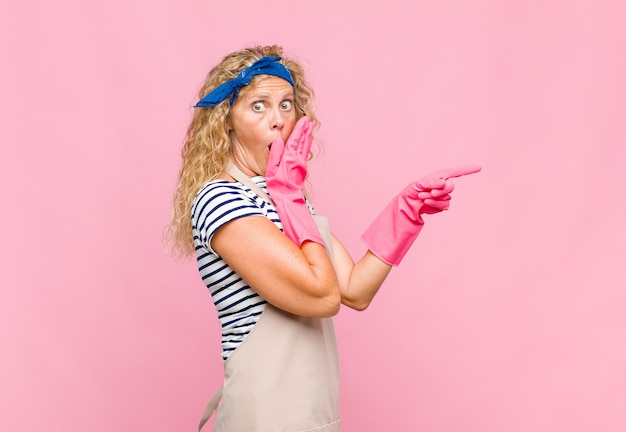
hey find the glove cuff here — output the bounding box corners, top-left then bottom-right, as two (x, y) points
(361, 196), (425, 266)
(274, 199), (324, 247)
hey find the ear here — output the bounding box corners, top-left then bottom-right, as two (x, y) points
(226, 112), (233, 132)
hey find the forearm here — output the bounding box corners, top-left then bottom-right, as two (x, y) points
(299, 240), (342, 307)
(340, 251), (392, 311)
(329, 231), (392, 310)
(213, 217), (341, 318)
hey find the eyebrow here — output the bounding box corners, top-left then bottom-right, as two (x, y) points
(243, 90), (294, 101)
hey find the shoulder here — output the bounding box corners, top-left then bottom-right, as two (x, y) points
(194, 179), (259, 215)
(194, 180), (244, 206)
(192, 180), (267, 234)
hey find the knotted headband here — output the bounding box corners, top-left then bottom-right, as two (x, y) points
(194, 56), (295, 108)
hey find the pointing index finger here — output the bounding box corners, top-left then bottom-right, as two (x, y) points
(430, 164), (482, 180)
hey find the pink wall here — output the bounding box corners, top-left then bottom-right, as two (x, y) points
(3, 1), (625, 431)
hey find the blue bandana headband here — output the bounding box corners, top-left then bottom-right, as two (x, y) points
(194, 56), (295, 108)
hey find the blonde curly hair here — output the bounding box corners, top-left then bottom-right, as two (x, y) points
(166, 45), (319, 258)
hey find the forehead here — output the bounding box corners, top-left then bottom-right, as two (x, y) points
(238, 75), (294, 99)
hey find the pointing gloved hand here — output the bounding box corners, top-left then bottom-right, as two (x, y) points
(266, 116), (324, 247)
(361, 165), (481, 266)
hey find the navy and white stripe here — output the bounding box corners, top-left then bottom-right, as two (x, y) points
(191, 177), (282, 361)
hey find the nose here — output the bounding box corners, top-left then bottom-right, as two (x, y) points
(270, 109), (285, 131)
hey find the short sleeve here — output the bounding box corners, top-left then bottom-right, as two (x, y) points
(192, 181), (266, 254)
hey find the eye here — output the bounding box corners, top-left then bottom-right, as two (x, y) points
(251, 101), (265, 112)
(280, 100), (293, 110)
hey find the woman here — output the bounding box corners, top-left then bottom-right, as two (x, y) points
(168, 45), (479, 432)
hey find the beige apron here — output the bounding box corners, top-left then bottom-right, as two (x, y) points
(198, 163), (341, 432)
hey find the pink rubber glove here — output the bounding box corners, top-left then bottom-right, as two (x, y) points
(266, 117), (324, 247)
(361, 165), (481, 266)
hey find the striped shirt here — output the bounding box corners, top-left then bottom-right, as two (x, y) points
(191, 176), (282, 362)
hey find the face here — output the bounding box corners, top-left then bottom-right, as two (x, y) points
(229, 76), (296, 176)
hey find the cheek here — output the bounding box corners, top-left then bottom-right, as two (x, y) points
(232, 115), (261, 143)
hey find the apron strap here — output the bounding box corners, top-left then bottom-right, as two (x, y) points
(198, 387), (223, 431)
(226, 161), (274, 205)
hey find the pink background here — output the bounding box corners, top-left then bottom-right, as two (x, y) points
(2, 1), (625, 431)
